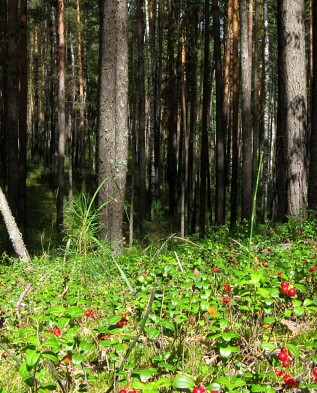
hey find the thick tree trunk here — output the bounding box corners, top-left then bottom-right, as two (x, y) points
(309, 0), (317, 210)
(98, 0), (129, 254)
(277, 0), (308, 219)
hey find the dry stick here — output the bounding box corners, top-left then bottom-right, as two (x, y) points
(0, 186), (31, 262)
(105, 278), (157, 393)
(14, 283), (33, 309)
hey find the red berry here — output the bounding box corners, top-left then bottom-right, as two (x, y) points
(288, 288), (296, 297)
(224, 284), (231, 292)
(192, 387), (205, 393)
(313, 367), (317, 376)
(282, 359), (290, 367)
(85, 309), (93, 317)
(278, 352), (288, 361)
(53, 328), (61, 337)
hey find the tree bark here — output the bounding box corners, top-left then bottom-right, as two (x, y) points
(230, 0), (239, 227)
(240, 0), (253, 220)
(277, 0), (308, 219)
(0, 187), (30, 262)
(213, 0), (226, 225)
(309, 0), (317, 210)
(98, 0), (129, 254)
(56, 0), (66, 230)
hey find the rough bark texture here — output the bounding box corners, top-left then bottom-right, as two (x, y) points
(230, 0), (239, 227)
(199, 0), (211, 237)
(6, 0), (19, 222)
(309, 0), (317, 210)
(137, 0), (147, 237)
(277, 0), (308, 219)
(213, 0), (226, 225)
(0, 187), (30, 262)
(18, 0), (28, 238)
(240, 0), (253, 220)
(56, 0), (66, 230)
(98, 0), (128, 254)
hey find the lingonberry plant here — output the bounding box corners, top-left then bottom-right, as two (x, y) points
(1, 219), (317, 392)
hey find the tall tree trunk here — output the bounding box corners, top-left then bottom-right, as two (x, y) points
(240, 0), (253, 220)
(98, 0), (129, 254)
(309, 0), (317, 210)
(261, 0), (270, 220)
(199, 0), (211, 237)
(180, 17), (188, 237)
(230, 0), (239, 227)
(213, 0), (226, 225)
(188, 1), (198, 233)
(6, 0), (19, 226)
(277, 0), (308, 219)
(76, 0), (86, 189)
(167, 0), (178, 217)
(56, 0), (66, 230)
(137, 0), (147, 237)
(18, 0), (28, 237)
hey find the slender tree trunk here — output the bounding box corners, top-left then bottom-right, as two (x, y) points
(137, 0), (147, 236)
(0, 187), (30, 262)
(6, 0), (19, 224)
(240, 0), (253, 220)
(19, 0), (28, 237)
(200, 0), (211, 237)
(230, 0), (239, 227)
(180, 19), (188, 237)
(167, 0), (178, 217)
(56, 0), (66, 230)
(213, 0), (226, 225)
(77, 0), (86, 189)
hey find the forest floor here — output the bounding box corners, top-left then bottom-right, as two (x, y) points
(1, 215), (317, 392)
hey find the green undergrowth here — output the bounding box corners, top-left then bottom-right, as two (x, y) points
(1, 218), (317, 392)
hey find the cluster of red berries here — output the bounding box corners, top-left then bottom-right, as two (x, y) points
(309, 266), (317, 272)
(48, 327), (61, 337)
(280, 282), (296, 297)
(275, 370), (298, 388)
(192, 387), (218, 393)
(119, 387), (137, 393)
(313, 367), (317, 382)
(116, 313), (128, 328)
(277, 347), (291, 367)
(85, 309), (97, 317)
